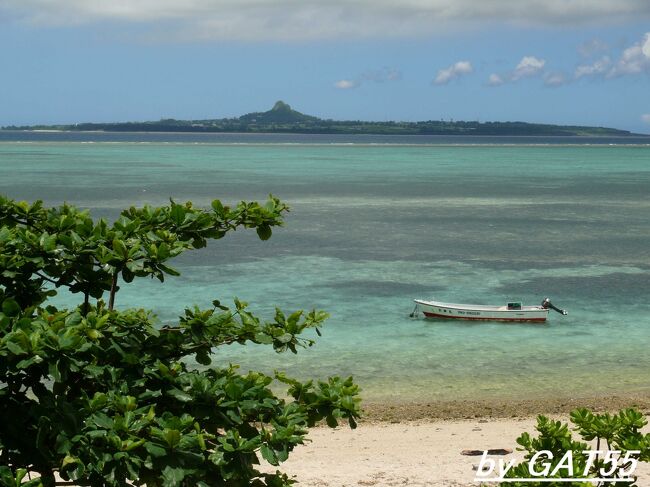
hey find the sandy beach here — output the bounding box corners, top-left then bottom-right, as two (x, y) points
(279, 419), (650, 487)
(273, 397), (650, 487)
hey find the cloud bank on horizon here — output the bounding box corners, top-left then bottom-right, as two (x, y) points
(3, 0), (649, 87)
(484, 32), (650, 87)
(2, 0), (650, 41)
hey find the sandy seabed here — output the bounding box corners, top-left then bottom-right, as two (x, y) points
(274, 395), (650, 487)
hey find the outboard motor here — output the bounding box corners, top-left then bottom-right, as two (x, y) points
(541, 298), (568, 315)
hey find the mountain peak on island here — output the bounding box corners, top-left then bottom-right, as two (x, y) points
(239, 101), (319, 124)
(271, 100), (292, 112)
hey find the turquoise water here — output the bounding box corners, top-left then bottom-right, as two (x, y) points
(1, 139), (649, 402)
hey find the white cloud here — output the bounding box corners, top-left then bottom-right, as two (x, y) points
(361, 67), (402, 83)
(544, 72), (568, 86)
(334, 79), (358, 90)
(487, 73), (505, 86)
(488, 56), (546, 85)
(642, 114), (650, 124)
(433, 61), (473, 85)
(607, 32), (650, 77)
(335, 67), (401, 90)
(571, 32), (650, 80)
(578, 38), (609, 58)
(2, 1), (650, 41)
(575, 56), (612, 78)
(512, 56), (546, 80)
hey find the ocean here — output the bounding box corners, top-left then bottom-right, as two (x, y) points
(1, 132), (649, 403)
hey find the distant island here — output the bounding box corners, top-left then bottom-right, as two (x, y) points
(2, 101), (640, 137)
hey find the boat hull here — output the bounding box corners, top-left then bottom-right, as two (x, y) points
(414, 299), (549, 323)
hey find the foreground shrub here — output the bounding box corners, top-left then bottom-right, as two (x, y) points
(0, 195), (360, 486)
(503, 408), (650, 487)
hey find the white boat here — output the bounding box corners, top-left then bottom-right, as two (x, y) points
(411, 297), (567, 323)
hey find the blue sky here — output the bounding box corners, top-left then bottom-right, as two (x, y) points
(1, 1), (649, 133)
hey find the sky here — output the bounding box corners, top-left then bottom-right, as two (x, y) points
(1, 0), (650, 133)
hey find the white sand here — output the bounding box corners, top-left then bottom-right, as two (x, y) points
(275, 418), (650, 487)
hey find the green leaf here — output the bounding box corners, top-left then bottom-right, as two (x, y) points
(66, 463), (85, 482)
(234, 298), (247, 310)
(5, 340), (27, 355)
(145, 442), (167, 458)
(161, 466), (186, 487)
(277, 333), (293, 344)
(212, 299), (229, 311)
(167, 388), (193, 402)
(0, 466), (16, 486)
(122, 267), (135, 283)
(2, 298), (20, 317)
(40, 233), (57, 251)
(157, 242), (170, 259)
(170, 204), (185, 225)
(0, 226), (11, 242)
(163, 429), (181, 448)
(65, 312), (82, 327)
(61, 454), (78, 468)
(16, 356), (43, 369)
(254, 333), (274, 345)
(112, 238), (128, 259)
(90, 412), (114, 429)
(89, 393), (108, 410)
(158, 263), (180, 276)
(195, 350), (212, 366)
(211, 199), (224, 213)
(260, 444), (279, 466)
(256, 224), (272, 241)
(208, 451), (225, 466)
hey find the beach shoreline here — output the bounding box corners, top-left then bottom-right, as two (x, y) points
(361, 393), (650, 422)
(274, 398), (650, 487)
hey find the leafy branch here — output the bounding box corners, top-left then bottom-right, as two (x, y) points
(0, 196), (361, 487)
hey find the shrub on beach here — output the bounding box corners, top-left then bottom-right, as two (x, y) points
(503, 408), (650, 487)
(0, 195), (360, 487)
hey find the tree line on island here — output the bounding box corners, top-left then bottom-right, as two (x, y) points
(2, 101), (638, 137)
